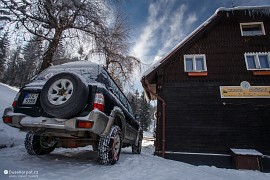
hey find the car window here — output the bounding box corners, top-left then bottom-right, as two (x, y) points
(97, 68), (134, 116)
(96, 70), (120, 98)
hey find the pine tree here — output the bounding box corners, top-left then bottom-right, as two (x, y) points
(0, 32), (9, 80)
(3, 46), (22, 86)
(127, 89), (140, 115)
(127, 90), (152, 130)
(23, 35), (44, 83)
(16, 58), (28, 87)
(139, 93), (151, 131)
(133, 90), (140, 114)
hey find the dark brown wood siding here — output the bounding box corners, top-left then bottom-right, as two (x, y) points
(155, 10), (270, 155)
(157, 82), (270, 155)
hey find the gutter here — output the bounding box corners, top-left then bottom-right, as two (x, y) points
(141, 77), (166, 158)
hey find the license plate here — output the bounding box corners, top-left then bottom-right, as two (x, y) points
(22, 93), (39, 105)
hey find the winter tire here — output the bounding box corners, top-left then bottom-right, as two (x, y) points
(40, 72), (89, 119)
(25, 131), (57, 155)
(98, 125), (122, 165)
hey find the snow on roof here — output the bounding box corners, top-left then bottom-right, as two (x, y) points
(142, 6), (270, 79)
(230, 148), (263, 156)
(216, 5), (270, 13)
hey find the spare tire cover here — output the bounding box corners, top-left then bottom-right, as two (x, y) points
(40, 72), (89, 119)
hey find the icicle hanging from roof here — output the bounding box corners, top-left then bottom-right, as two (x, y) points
(245, 8), (270, 18)
(224, 6), (270, 18)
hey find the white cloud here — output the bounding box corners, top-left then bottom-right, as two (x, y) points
(132, 0), (198, 65)
(132, 1), (168, 61)
(153, 56), (162, 63)
(185, 13), (198, 27)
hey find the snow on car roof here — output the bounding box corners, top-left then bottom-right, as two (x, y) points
(60, 60), (100, 67)
(28, 61), (102, 86)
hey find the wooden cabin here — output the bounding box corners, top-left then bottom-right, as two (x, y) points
(141, 6), (270, 171)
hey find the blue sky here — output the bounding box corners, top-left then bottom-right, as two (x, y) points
(120, 0), (270, 64)
(118, 0), (270, 91)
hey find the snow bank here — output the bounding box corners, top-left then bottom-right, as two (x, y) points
(0, 83), (25, 148)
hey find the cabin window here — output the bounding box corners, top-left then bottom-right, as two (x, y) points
(245, 53), (270, 70)
(240, 22), (265, 36)
(184, 54), (207, 72)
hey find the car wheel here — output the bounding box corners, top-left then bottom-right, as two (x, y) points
(25, 131), (57, 155)
(98, 125), (122, 165)
(40, 72), (89, 119)
(132, 134), (142, 154)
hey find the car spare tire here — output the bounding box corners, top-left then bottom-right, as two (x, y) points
(40, 72), (89, 119)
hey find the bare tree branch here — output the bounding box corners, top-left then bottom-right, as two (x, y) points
(1, 0), (108, 72)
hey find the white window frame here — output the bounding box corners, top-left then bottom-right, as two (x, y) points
(184, 54), (207, 72)
(240, 22), (266, 36)
(244, 52), (270, 70)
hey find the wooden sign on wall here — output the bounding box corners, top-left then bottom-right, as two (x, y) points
(220, 81), (270, 98)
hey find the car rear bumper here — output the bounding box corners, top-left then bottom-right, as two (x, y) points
(2, 107), (109, 135)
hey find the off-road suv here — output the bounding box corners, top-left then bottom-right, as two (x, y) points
(2, 61), (142, 165)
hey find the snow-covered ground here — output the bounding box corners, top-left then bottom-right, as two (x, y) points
(0, 83), (25, 148)
(0, 83), (270, 180)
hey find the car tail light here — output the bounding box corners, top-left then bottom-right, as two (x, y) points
(77, 120), (93, 128)
(12, 101), (17, 107)
(93, 93), (104, 112)
(3, 116), (12, 124)
(12, 92), (21, 108)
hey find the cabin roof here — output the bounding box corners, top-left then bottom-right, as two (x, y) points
(142, 6), (270, 78)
